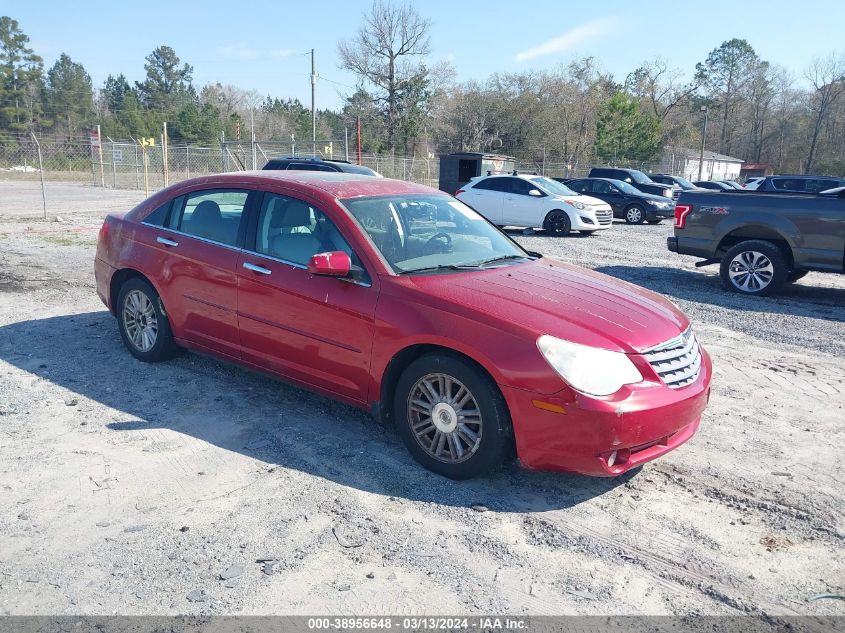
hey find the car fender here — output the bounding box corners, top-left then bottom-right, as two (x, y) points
(713, 212), (800, 252)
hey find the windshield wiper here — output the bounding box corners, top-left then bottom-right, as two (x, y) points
(473, 254), (533, 267)
(396, 263), (483, 275)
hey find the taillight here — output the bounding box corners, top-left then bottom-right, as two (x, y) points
(98, 220), (110, 243)
(455, 189), (465, 196)
(674, 204), (693, 229)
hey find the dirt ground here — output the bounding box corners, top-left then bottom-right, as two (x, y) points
(0, 182), (843, 617)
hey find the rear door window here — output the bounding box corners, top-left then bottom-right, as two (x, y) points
(169, 189), (250, 246)
(473, 178), (509, 192)
(567, 180), (590, 193)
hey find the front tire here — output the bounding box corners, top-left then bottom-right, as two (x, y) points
(624, 205), (646, 224)
(720, 240), (788, 296)
(543, 210), (571, 236)
(116, 278), (180, 362)
(393, 353), (513, 479)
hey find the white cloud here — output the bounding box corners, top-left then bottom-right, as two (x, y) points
(269, 48), (297, 59)
(515, 17), (620, 62)
(217, 43), (260, 60)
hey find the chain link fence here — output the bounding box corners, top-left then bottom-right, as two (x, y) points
(3, 133), (678, 216)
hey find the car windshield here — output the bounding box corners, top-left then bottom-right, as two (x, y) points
(531, 177), (577, 196)
(614, 180), (641, 194)
(341, 164), (382, 177)
(675, 176), (695, 188)
(341, 194), (533, 274)
(628, 170), (652, 184)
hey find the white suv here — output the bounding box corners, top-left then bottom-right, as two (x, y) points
(456, 174), (613, 236)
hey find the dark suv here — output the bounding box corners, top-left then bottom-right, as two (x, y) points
(263, 157), (382, 177)
(755, 175), (845, 193)
(587, 167), (673, 198)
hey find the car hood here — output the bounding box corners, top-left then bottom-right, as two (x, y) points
(553, 194), (610, 208)
(636, 191), (675, 203)
(399, 258), (689, 354)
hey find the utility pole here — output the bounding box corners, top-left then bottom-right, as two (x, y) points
(310, 49), (317, 156)
(698, 106), (708, 182)
(356, 116), (362, 165)
(250, 107), (256, 170)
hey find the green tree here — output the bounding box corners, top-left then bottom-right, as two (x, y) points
(135, 45), (194, 111)
(0, 16), (43, 131)
(103, 73), (133, 113)
(45, 53), (94, 138)
(695, 39), (761, 155)
(595, 92), (661, 164)
(172, 102), (220, 143)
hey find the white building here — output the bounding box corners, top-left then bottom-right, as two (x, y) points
(662, 147), (744, 182)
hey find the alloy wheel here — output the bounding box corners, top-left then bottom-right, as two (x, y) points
(728, 250), (774, 292)
(407, 373), (483, 464)
(626, 207), (643, 223)
(122, 289), (158, 352)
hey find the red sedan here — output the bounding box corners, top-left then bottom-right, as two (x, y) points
(95, 172), (712, 479)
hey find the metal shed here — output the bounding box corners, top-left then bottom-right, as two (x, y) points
(438, 152), (515, 194)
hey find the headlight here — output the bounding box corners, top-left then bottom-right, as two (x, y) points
(564, 199), (585, 210)
(537, 335), (642, 396)
(648, 200), (669, 208)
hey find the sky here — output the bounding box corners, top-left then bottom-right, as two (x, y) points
(5, 0), (845, 110)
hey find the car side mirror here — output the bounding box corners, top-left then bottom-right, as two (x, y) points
(528, 189), (543, 197)
(307, 251), (352, 277)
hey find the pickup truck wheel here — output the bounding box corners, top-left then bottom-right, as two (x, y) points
(720, 240), (788, 296)
(624, 205), (645, 224)
(786, 270), (808, 283)
(543, 210), (571, 236)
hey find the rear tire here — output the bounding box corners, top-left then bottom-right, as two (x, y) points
(393, 353), (513, 479)
(719, 240), (788, 296)
(543, 210), (571, 236)
(116, 278), (181, 362)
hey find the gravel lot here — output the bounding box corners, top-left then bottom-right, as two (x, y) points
(0, 182), (843, 617)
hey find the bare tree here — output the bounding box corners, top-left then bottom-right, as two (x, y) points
(338, 0), (432, 151)
(804, 51), (845, 173)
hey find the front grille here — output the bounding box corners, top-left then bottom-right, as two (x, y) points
(595, 209), (613, 225)
(643, 327), (702, 389)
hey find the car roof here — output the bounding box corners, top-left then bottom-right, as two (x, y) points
(470, 173), (540, 181)
(167, 170), (437, 199)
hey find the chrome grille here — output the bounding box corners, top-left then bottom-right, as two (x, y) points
(595, 209), (613, 225)
(643, 327), (701, 389)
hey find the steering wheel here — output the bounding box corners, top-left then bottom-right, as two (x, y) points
(423, 232), (452, 254)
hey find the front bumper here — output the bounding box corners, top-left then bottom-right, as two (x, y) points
(502, 348), (712, 476)
(571, 213), (612, 231)
(646, 205), (675, 220)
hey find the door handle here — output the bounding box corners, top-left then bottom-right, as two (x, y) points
(156, 236), (179, 247)
(243, 262), (272, 275)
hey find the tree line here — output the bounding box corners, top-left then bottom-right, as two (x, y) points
(2, 5), (844, 175)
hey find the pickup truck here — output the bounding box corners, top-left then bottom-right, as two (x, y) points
(667, 187), (845, 296)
